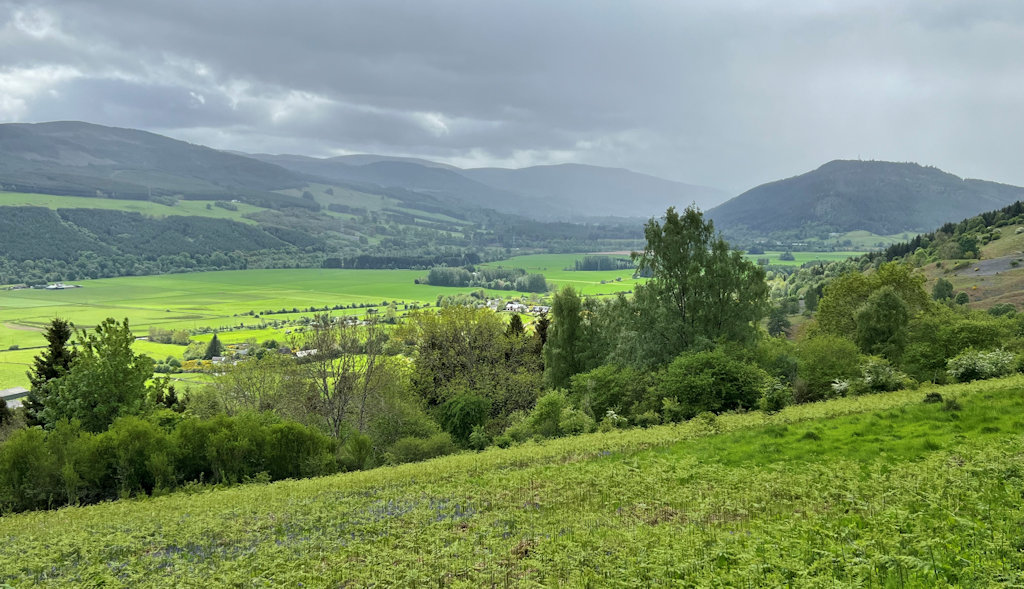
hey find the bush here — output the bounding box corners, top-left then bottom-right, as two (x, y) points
(598, 410), (629, 432)
(527, 391), (567, 438)
(387, 433), (457, 465)
(440, 393), (490, 446)
(468, 425), (489, 451)
(856, 357), (912, 393)
(946, 348), (1015, 382)
(558, 407), (595, 436)
(758, 378), (792, 413)
(654, 349), (768, 419)
(794, 336), (862, 403)
(568, 364), (649, 421)
(339, 433), (373, 472)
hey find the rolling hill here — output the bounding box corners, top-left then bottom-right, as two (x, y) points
(708, 160), (1024, 237)
(250, 154), (726, 220)
(0, 121), (312, 209)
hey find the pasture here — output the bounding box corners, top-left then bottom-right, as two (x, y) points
(0, 375), (1020, 587)
(744, 250), (864, 267)
(0, 191), (265, 224)
(0, 255), (644, 389)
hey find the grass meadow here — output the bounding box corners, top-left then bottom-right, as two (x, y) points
(0, 255), (644, 389)
(0, 375), (1020, 587)
(0, 192), (265, 224)
(744, 250), (864, 267)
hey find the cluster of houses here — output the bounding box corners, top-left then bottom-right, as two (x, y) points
(502, 302), (550, 314)
(5, 282), (83, 291)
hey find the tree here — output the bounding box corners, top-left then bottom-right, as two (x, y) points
(293, 314), (389, 438)
(627, 206), (769, 367)
(204, 333), (224, 360)
(803, 287), (819, 312)
(40, 318), (158, 432)
(506, 314), (525, 338)
(767, 306), (791, 337)
(854, 286), (910, 360)
(932, 278), (954, 301)
(543, 286), (586, 389)
(954, 291), (969, 305)
(399, 306), (542, 424)
(23, 318), (75, 427)
(0, 398), (9, 428)
(815, 262), (928, 337)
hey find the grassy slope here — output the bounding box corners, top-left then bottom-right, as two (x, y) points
(0, 191), (267, 224)
(0, 376), (1021, 587)
(920, 223), (1024, 309)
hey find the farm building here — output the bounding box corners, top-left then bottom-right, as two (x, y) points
(0, 387), (29, 409)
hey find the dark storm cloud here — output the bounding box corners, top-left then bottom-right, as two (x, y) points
(1, 0), (1023, 193)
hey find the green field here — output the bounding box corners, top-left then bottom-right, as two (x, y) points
(744, 250), (865, 267)
(480, 253), (640, 296)
(0, 255), (645, 389)
(0, 191), (267, 224)
(0, 376), (1020, 586)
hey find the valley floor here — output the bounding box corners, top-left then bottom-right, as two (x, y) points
(1, 377), (1022, 587)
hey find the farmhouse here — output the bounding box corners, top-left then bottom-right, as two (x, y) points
(505, 302), (527, 312)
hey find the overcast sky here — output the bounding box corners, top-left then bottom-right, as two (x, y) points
(1, 0), (1022, 193)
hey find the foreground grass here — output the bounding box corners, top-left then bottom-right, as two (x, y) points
(1, 377), (1022, 587)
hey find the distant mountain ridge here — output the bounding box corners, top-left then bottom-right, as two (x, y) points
(247, 154), (728, 220)
(461, 163), (727, 219)
(708, 160), (1024, 236)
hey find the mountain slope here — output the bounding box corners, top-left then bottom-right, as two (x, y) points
(247, 153), (555, 216)
(463, 163), (728, 218)
(708, 160), (1024, 236)
(0, 121), (310, 208)
(251, 154), (724, 220)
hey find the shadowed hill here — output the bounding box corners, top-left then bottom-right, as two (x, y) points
(708, 160), (1024, 236)
(0, 121), (312, 209)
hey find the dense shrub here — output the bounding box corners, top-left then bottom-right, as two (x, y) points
(0, 413), (337, 514)
(440, 393), (491, 446)
(653, 349), (768, 419)
(794, 336), (862, 403)
(568, 364), (649, 420)
(946, 349), (1016, 382)
(758, 378), (793, 413)
(856, 357), (912, 393)
(387, 432), (457, 465)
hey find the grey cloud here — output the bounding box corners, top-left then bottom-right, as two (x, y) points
(1, 0), (1023, 193)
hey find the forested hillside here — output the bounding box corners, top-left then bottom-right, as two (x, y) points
(710, 160), (1024, 238)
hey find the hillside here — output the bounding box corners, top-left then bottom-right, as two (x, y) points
(1, 377), (1020, 586)
(248, 153), (556, 216)
(709, 160), (1024, 237)
(252, 153), (725, 220)
(0, 121), (312, 209)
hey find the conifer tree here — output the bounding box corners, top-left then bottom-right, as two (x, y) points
(204, 333), (225, 360)
(23, 318), (75, 427)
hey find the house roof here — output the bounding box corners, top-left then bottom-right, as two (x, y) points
(0, 386), (29, 401)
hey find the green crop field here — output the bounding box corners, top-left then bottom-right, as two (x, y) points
(0, 191), (267, 224)
(480, 253), (640, 296)
(1, 376), (1021, 587)
(744, 250), (865, 267)
(0, 255), (648, 389)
